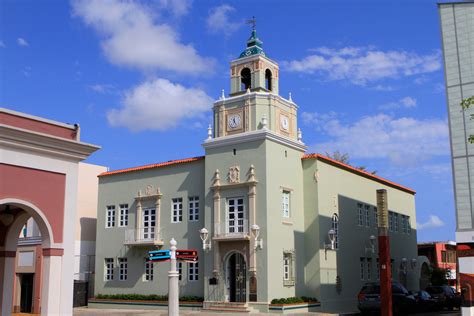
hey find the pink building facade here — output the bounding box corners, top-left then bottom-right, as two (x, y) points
(0, 108), (99, 315)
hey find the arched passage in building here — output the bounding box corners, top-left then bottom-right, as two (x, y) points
(265, 69), (272, 91)
(0, 199), (58, 316)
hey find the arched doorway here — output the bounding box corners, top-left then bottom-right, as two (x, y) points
(0, 199), (54, 316)
(225, 252), (247, 302)
(420, 262), (430, 290)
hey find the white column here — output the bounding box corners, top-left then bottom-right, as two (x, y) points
(168, 238), (179, 316)
(1, 255), (15, 316)
(41, 255), (63, 316)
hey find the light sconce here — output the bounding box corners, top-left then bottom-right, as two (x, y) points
(410, 258), (417, 269)
(401, 258), (408, 274)
(251, 224), (264, 250)
(324, 229), (336, 259)
(199, 228), (211, 251)
(365, 235), (376, 254)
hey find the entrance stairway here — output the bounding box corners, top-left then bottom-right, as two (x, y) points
(203, 301), (256, 313)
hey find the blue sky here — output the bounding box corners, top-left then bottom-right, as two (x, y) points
(0, 0), (455, 242)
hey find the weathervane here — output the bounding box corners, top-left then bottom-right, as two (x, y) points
(246, 16), (256, 30)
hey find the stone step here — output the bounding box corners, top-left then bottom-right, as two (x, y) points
(204, 306), (251, 313)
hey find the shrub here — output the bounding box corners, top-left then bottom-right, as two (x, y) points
(270, 296), (318, 304)
(95, 293), (203, 302)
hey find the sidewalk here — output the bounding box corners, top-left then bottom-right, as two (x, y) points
(74, 307), (358, 316)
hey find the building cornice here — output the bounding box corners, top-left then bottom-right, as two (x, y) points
(0, 124), (100, 161)
(230, 54), (279, 68)
(203, 129), (307, 152)
(213, 92), (297, 109)
(0, 108), (76, 130)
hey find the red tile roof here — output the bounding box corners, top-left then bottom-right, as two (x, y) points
(302, 153), (416, 195)
(98, 156), (205, 177)
(99, 153), (415, 194)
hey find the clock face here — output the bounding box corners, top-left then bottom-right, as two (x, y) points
(280, 115), (289, 131)
(228, 114), (242, 129)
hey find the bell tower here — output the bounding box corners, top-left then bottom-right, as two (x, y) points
(209, 28), (302, 143)
(230, 29), (279, 96)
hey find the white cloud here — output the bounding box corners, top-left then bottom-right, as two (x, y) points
(283, 46), (441, 86)
(159, 0), (192, 17)
(206, 4), (241, 37)
(379, 96), (417, 110)
(88, 84), (116, 94)
(107, 78), (213, 131)
(417, 215), (445, 230)
(17, 38), (29, 46)
(304, 112), (449, 167)
(0, 41), (5, 48)
(372, 84), (395, 92)
(72, 0), (213, 73)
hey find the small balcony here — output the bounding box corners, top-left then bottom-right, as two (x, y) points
(124, 227), (163, 246)
(213, 218), (250, 241)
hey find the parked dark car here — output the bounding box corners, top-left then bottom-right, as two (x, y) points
(357, 282), (416, 315)
(413, 290), (440, 312)
(425, 285), (462, 310)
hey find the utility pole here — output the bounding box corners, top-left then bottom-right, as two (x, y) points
(168, 238), (179, 316)
(377, 189), (392, 316)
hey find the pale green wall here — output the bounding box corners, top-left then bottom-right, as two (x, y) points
(95, 160), (205, 297)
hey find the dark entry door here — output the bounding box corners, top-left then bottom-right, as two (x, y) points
(229, 253), (246, 302)
(20, 273), (34, 313)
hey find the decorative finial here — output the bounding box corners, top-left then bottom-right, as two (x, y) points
(261, 114), (268, 130)
(289, 92), (293, 103)
(297, 128), (303, 143)
(207, 124), (212, 140)
(220, 89), (225, 100)
(246, 88), (251, 94)
(246, 16), (256, 30)
(247, 164), (256, 182)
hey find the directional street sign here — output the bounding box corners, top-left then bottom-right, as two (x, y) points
(148, 249), (170, 262)
(176, 250), (197, 258)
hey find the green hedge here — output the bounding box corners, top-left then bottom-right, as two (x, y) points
(95, 294), (204, 302)
(270, 296), (318, 304)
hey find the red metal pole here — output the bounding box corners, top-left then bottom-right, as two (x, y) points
(377, 189), (392, 316)
(379, 234), (392, 316)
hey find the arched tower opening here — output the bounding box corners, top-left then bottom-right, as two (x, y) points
(241, 68), (251, 91)
(265, 69), (272, 91)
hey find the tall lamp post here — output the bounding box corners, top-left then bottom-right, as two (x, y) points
(377, 189), (392, 316)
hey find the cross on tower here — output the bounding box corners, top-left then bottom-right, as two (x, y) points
(246, 16), (256, 30)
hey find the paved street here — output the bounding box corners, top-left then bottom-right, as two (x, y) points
(74, 307), (462, 316)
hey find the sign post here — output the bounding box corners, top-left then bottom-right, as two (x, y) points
(377, 189), (392, 316)
(168, 238), (179, 316)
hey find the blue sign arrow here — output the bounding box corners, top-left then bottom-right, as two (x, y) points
(148, 249), (170, 257)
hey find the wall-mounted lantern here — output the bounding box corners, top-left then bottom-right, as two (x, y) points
(251, 224), (264, 250)
(199, 228), (211, 251)
(365, 235), (376, 254)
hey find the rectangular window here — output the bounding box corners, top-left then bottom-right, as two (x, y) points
(189, 196), (199, 221)
(104, 258), (114, 281)
(390, 259), (394, 280)
(360, 258), (365, 280)
(367, 258), (372, 280)
(282, 191), (290, 218)
(142, 208), (156, 240)
(118, 258), (127, 281)
(376, 259), (380, 280)
(144, 260), (153, 281)
(172, 198), (183, 223)
(407, 216), (411, 234)
(394, 213), (399, 232)
(227, 197), (245, 234)
(119, 204), (128, 227)
(389, 212), (393, 232)
(401, 215), (406, 233)
(188, 262), (198, 281)
(441, 250), (447, 263)
(283, 256), (290, 280)
(178, 262), (183, 281)
(358, 203), (363, 226)
(374, 207), (378, 227)
(106, 205), (115, 228)
(365, 205), (370, 227)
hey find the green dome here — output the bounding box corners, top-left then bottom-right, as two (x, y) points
(239, 29), (266, 58)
